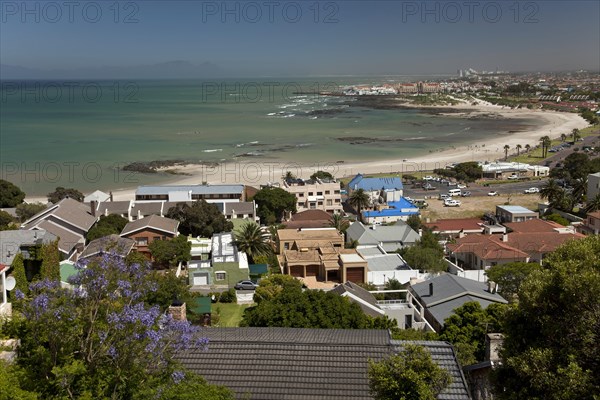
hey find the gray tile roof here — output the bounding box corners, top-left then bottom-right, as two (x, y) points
(330, 282), (384, 318)
(391, 340), (471, 400)
(130, 202), (164, 218)
(96, 201), (131, 216)
(0, 229), (57, 265)
(365, 254), (412, 272)
(36, 220), (83, 254)
(178, 328), (470, 400)
(136, 184), (244, 195)
(224, 201), (256, 216)
(23, 198), (96, 232)
(80, 234), (135, 259)
(121, 215), (179, 236)
(346, 222), (419, 248)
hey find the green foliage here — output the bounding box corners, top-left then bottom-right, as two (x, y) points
(148, 235), (192, 268)
(439, 302), (508, 366)
(493, 235), (600, 399)
(544, 213), (569, 226)
(252, 187), (297, 224)
(0, 210), (15, 230)
(217, 288), (237, 303)
(405, 214), (422, 232)
(10, 253), (29, 295)
(400, 230), (446, 273)
(166, 200), (233, 237)
(310, 170), (334, 180)
(233, 222), (272, 263)
(0, 180), (26, 207)
(368, 344), (451, 400)
(348, 189), (370, 222)
(134, 372), (234, 400)
(329, 213), (350, 233)
(391, 329), (439, 341)
(125, 250), (149, 267)
(0, 362), (38, 400)
(15, 203), (47, 223)
(252, 274), (303, 304)
(39, 241), (60, 282)
(47, 187), (84, 203)
(485, 262), (541, 302)
(143, 270), (194, 311)
(86, 214), (129, 241)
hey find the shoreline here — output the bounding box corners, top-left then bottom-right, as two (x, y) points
(25, 100), (589, 203)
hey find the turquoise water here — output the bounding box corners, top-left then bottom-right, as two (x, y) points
(0, 78), (538, 195)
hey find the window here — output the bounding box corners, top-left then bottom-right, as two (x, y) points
(215, 271), (226, 280)
(153, 236), (161, 241)
(298, 193), (304, 197)
(237, 214), (244, 218)
(136, 237), (148, 246)
(317, 192), (323, 196)
(334, 190), (340, 194)
(308, 192), (314, 196)
(284, 243), (290, 250)
(327, 200), (332, 205)
(325, 190), (330, 195)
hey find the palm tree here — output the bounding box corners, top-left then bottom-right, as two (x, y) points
(572, 128), (580, 142)
(540, 136), (551, 158)
(503, 145), (510, 161)
(329, 213), (349, 233)
(560, 133), (567, 143)
(283, 171), (296, 181)
(525, 144), (531, 154)
(572, 176), (588, 203)
(233, 222), (272, 263)
(540, 179), (562, 204)
(516, 144), (522, 156)
(585, 193), (600, 213)
(348, 189), (370, 223)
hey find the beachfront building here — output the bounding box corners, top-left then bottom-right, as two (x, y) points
(396, 83), (419, 93)
(281, 178), (342, 214)
(347, 174), (403, 202)
(588, 172), (600, 200)
(362, 199), (419, 224)
(134, 184), (245, 203)
(480, 162), (549, 179)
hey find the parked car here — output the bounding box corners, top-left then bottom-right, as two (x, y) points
(423, 176), (434, 181)
(524, 187), (540, 194)
(423, 184), (435, 190)
(234, 280), (259, 290)
(461, 191), (472, 197)
(444, 199), (461, 207)
(439, 194), (450, 200)
(457, 184), (467, 189)
(487, 191), (499, 196)
(507, 174), (519, 180)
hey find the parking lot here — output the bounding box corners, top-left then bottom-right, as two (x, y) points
(404, 178), (547, 200)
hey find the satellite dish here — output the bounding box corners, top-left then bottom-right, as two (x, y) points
(5, 276), (16, 291)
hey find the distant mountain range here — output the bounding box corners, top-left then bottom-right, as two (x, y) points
(0, 61), (231, 79)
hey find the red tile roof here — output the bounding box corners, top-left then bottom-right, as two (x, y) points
(448, 235), (529, 260)
(424, 218), (484, 233)
(504, 219), (564, 233)
(587, 211), (600, 219)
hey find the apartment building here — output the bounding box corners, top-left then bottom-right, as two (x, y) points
(282, 178), (342, 214)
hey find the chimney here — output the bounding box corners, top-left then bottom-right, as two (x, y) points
(458, 230), (465, 238)
(501, 233), (508, 242)
(485, 333), (504, 362)
(90, 200), (97, 217)
(488, 281), (498, 294)
(428, 282), (433, 296)
(168, 301), (187, 321)
(109, 191), (113, 202)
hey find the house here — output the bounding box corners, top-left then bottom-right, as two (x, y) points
(83, 190), (111, 203)
(282, 246), (368, 283)
(79, 234), (135, 261)
(588, 172), (600, 200)
(0, 229), (58, 268)
(578, 210), (600, 235)
(424, 218), (485, 239)
(480, 162), (549, 179)
(283, 209), (333, 229)
(282, 178), (342, 213)
(188, 233), (249, 288)
(346, 221), (420, 252)
(447, 234), (529, 273)
(463, 333), (504, 400)
(94, 200), (131, 219)
(347, 174), (404, 201)
(408, 274), (508, 333)
(177, 327), (471, 400)
(362, 198), (419, 224)
(134, 184), (245, 203)
(495, 205), (538, 223)
(120, 215), (179, 258)
(212, 201), (259, 223)
(330, 281), (386, 318)
(21, 198), (97, 260)
(359, 250), (419, 286)
(276, 228), (344, 254)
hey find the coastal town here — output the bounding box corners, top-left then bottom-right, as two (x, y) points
(2, 97), (600, 397)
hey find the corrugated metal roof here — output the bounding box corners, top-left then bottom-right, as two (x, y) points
(136, 184), (244, 195)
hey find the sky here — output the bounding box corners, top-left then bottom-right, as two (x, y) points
(1, 0), (599, 77)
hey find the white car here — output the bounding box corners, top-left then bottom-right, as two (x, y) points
(457, 184), (467, 189)
(439, 194), (450, 200)
(488, 191), (499, 196)
(444, 199), (461, 207)
(524, 187), (540, 194)
(423, 176), (434, 181)
(507, 175), (519, 180)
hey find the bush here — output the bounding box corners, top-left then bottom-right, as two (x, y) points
(218, 289), (237, 303)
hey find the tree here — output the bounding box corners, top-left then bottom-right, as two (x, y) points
(399, 229), (446, 273)
(0, 362), (39, 400)
(572, 128), (581, 142)
(560, 133), (567, 142)
(525, 144), (531, 153)
(310, 170), (334, 181)
(15, 202), (47, 222)
(539, 179), (562, 205)
(252, 187), (297, 224)
(233, 221), (272, 263)
(329, 213), (350, 233)
(406, 214), (422, 232)
(6, 253), (227, 399)
(493, 236), (600, 399)
(503, 144), (510, 161)
(0, 210), (15, 230)
(142, 270), (195, 311)
(166, 200), (233, 237)
(515, 144), (522, 156)
(539, 136), (551, 158)
(453, 162), (483, 182)
(39, 241), (60, 282)
(283, 171), (296, 181)
(585, 193), (600, 213)
(47, 187), (84, 203)
(0, 179), (26, 207)
(10, 253), (29, 295)
(348, 189), (370, 222)
(252, 274), (303, 304)
(148, 235), (192, 268)
(439, 302), (508, 366)
(485, 262), (541, 302)
(86, 214), (129, 241)
(368, 344), (451, 400)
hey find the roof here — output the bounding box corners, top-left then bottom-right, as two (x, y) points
(79, 234), (135, 259)
(366, 254), (411, 272)
(588, 211), (600, 219)
(290, 210), (333, 221)
(410, 274), (507, 327)
(0, 229), (57, 265)
(249, 264), (268, 274)
(447, 235), (530, 261)
(346, 221), (420, 246)
(96, 201), (131, 216)
(348, 174), (403, 191)
(277, 228), (342, 242)
(36, 220), (84, 254)
(120, 215), (179, 237)
(177, 327), (470, 400)
(330, 281), (383, 318)
(23, 198), (96, 232)
(424, 218), (484, 233)
(130, 202), (164, 217)
(83, 190), (110, 203)
(504, 219), (564, 233)
(189, 297), (212, 314)
(136, 184), (244, 196)
(363, 199), (419, 218)
(496, 205), (536, 214)
(224, 202), (256, 216)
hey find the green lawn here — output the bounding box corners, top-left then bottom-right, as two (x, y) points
(212, 303), (252, 327)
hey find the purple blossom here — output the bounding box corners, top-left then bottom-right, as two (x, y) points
(14, 289), (25, 300)
(171, 370), (185, 384)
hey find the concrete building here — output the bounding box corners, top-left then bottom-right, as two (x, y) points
(588, 172), (600, 200)
(496, 205), (538, 223)
(134, 184), (245, 203)
(282, 178), (342, 214)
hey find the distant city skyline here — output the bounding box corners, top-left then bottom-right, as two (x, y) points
(1, 1), (599, 78)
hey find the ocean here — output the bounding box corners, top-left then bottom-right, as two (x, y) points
(0, 78), (539, 196)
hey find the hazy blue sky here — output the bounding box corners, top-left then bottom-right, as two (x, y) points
(1, 0), (599, 77)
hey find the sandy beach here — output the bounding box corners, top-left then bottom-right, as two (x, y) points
(25, 100), (589, 203)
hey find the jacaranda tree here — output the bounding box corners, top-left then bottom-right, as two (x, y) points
(8, 253), (232, 399)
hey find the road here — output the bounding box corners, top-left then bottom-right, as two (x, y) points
(404, 178), (547, 200)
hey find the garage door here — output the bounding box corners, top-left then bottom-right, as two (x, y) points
(193, 274), (208, 286)
(346, 267), (364, 284)
(306, 265), (319, 277)
(290, 265), (304, 277)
